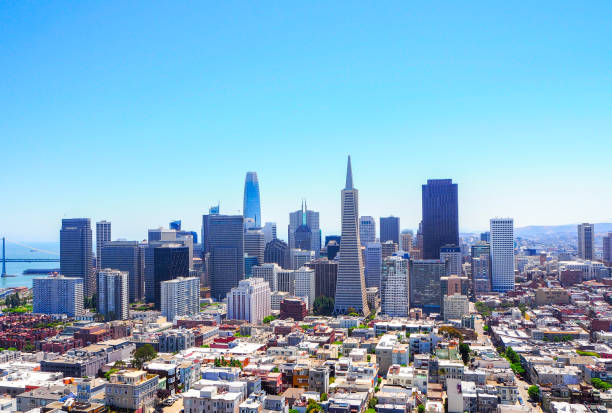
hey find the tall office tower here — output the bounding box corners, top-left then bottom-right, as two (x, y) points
(60, 218), (94, 298)
(252, 263), (282, 292)
(440, 245), (462, 276)
(201, 205), (221, 256)
(440, 274), (469, 317)
(264, 238), (290, 269)
(334, 156), (369, 316)
(294, 223), (312, 251)
(400, 230), (413, 253)
(262, 222), (277, 244)
(160, 277), (199, 321)
(294, 267), (316, 309)
(277, 269), (296, 295)
(288, 202), (321, 253)
(148, 228), (194, 270)
(227, 278), (271, 324)
(490, 218), (515, 292)
(95, 220), (111, 270)
(381, 241), (398, 259)
(359, 216), (376, 246)
(480, 232), (490, 242)
(33, 275), (84, 317)
(245, 228), (265, 265)
(577, 223), (595, 260)
(326, 241), (340, 260)
(409, 259), (446, 314)
(422, 179), (459, 259)
(245, 255), (258, 278)
(97, 269), (129, 321)
(380, 216), (400, 244)
(471, 241), (490, 259)
(290, 249), (315, 270)
(153, 244), (189, 309)
(604, 233), (612, 265)
(243, 172), (262, 228)
(364, 242), (382, 289)
(305, 258), (338, 298)
(101, 241), (145, 303)
(412, 222), (424, 259)
(169, 220), (181, 230)
(208, 215), (245, 300)
(472, 255), (491, 293)
(381, 256), (409, 317)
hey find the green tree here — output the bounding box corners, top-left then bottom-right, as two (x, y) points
(313, 296), (335, 316)
(459, 342), (471, 365)
(418, 404), (426, 413)
(320, 393), (328, 401)
(132, 344), (157, 369)
(263, 315), (277, 324)
(368, 397), (378, 409)
(104, 368), (119, 380)
(591, 378), (612, 391)
(528, 385), (540, 401)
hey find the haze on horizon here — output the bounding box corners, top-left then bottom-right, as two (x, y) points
(1, 2), (611, 242)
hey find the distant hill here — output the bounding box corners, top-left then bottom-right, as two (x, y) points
(515, 223), (612, 238)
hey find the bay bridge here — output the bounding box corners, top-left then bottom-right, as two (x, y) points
(2, 237), (60, 277)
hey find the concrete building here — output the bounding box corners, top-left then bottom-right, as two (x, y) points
(60, 218), (94, 297)
(359, 216), (376, 246)
(161, 277), (199, 321)
(472, 254), (491, 293)
(604, 232), (612, 265)
(290, 249), (315, 270)
(105, 370), (159, 411)
(100, 240), (145, 303)
(252, 263), (281, 292)
(490, 218), (515, 292)
(443, 294), (469, 321)
(400, 230), (413, 254)
(577, 223), (595, 260)
(305, 258), (338, 299)
(534, 288), (570, 306)
(227, 278), (271, 324)
(33, 275), (84, 317)
(271, 291), (290, 310)
(409, 259), (446, 314)
(381, 256), (409, 317)
(244, 228), (265, 266)
(294, 267), (315, 309)
(364, 242), (382, 289)
(440, 244), (462, 276)
(95, 220), (111, 270)
(159, 329), (195, 352)
(97, 269), (129, 321)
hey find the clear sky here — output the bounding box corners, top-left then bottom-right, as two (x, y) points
(1, 1), (611, 242)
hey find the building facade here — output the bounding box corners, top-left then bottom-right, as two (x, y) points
(359, 216), (376, 246)
(100, 240), (145, 303)
(305, 258), (338, 298)
(97, 269), (129, 321)
(153, 244), (190, 309)
(161, 277), (200, 321)
(364, 242), (382, 289)
(243, 172), (262, 228)
(490, 218), (515, 292)
(95, 220), (111, 270)
(381, 256), (409, 317)
(294, 267), (315, 309)
(380, 216), (400, 245)
(409, 259), (446, 314)
(577, 223), (594, 260)
(244, 228), (265, 265)
(288, 203), (321, 253)
(60, 218), (94, 297)
(33, 275), (84, 317)
(421, 180), (459, 259)
(208, 215), (245, 300)
(440, 244), (462, 276)
(264, 238), (290, 269)
(227, 278), (271, 324)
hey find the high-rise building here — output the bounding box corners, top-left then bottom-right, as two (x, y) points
(409, 259), (446, 314)
(101, 241), (145, 303)
(148, 228), (177, 242)
(201, 205), (221, 256)
(252, 263), (282, 292)
(443, 294), (469, 322)
(381, 256), (409, 317)
(60, 218), (94, 298)
(480, 232), (490, 242)
(380, 216), (400, 245)
(305, 258), (338, 299)
(244, 228), (265, 265)
(440, 274), (469, 317)
(364, 242), (382, 289)
(400, 230), (413, 253)
(421, 179), (459, 259)
(334, 156), (369, 316)
(604, 233), (612, 265)
(227, 278), (271, 324)
(294, 224), (312, 251)
(472, 255), (491, 293)
(294, 267), (315, 309)
(288, 202), (321, 253)
(208, 215), (245, 300)
(577, 223), (595, 260)
(381, 241), (398, 259)
(262, 222), (277, 244)
(359, 216), (376, 246)
(277, 269), (296, 295)
(279, 297), (307, 321)
(325, 241), (340, 260)
(97, 269), (129, 321)
(243, 172), (262, 228)
(161, 277), (199, 321)
(490, 218), (515, 292)
(95, 220), (111, 270)
(33, 275), (84, 317)
(153, 244), (189, 309)
(264, 238), (290, 269)
(290, 249), (315, 270)
(169, 220), (181, 230)
(440, 245), (462, 276)
(244, 255), (258, 278)
(471, 242), (490, 258)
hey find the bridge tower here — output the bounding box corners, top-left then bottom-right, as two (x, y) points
(1, 237), (6, 277)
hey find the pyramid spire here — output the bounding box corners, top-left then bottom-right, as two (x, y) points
(345, 155), (354, 189)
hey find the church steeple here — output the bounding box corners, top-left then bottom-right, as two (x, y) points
(345, 155), (354, 189)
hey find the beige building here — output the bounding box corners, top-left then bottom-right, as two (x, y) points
(184, 386), (243, 413)
(105, 370), (158, 411)
(535, 288), (570, 306)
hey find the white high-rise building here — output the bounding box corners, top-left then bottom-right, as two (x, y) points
(381, 256), (409, 317)
(440, 245), (462, 276)
(252, 263), (281, 292)
(577, 223), (594, 260)
(364, 242), (382, 289)
(227, 278), (271, 324)
(359, 216), (376, 246)
(98, 269), (129, 320)
(294, 267), (316, 309)
(443, 294), (469, 321)
(245, 228), (265, 265)
(262, 222), (277, 244)
(290, 249), (315, 270)
(490, 218), (515, 292)
(96, 220), (111, 270)
(160, 276), (199, 321)
(33, 275), (84, 317)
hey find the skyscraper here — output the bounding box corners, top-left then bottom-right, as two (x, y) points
(243, 172), (262, 228)
(97, 269), (129, 321)
(364, 242), (382, 289)
(60, 218), (94, 298)
(153, 244), (189, 309)
(440, 244), (462, 276)
(422, 179), (459, 259)
(381, 240), (398, 259)
(409, 259), (446, 314)
(161, 277), (199, 321)
(604, 233), (612, 265)
(400, 230), (413, 253)
(262, 222), (277, 244)
(264, 238), (290, 269)
(359, 216), (376, 246)
(334, 156), (369, 316)
(490, 218), (515, 292)
(294, 205), (313, 251)
(288, 202), (321, 253)
(101, 240), (145, 303)
(245, 228), (265, 265)
(380, 216), (400, 245)
(381, 256), (409, 317)
(294, 267), (316, 309)
(33, 275), (84, 317)
(305, 258), (338, 299)
(208, 215), (245, 300)
(472, 254), (491, 293)
(201, 204), (220, 256)
(96, 220), (111, 270)
(577, 223), (594, 260)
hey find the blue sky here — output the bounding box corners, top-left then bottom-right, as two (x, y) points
(1, 1), (611, 242)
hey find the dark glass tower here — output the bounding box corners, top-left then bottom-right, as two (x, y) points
(243, 172), (261, 228)
(421, 179), (459, 259)
(208, 215), (245, 300)
(380, 216), (400, 244)
(153, 245), (189, 309)
(264, 238), (290, 269)
(101, 240), (145, 303)
(60, 218), (94, 298)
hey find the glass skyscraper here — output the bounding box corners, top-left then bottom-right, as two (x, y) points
(421, 179), (459, 259)
(243, 172), (261, 228)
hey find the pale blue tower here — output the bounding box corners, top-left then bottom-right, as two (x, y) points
(243, 172), (262, 228)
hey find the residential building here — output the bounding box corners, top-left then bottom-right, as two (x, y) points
(490, 218), (515, 292)
(100, 240), (145, 303)
(60, 218), (94, 297)
(159, 329), (195, 352)
(409, 259), (446, 314)
(422, 180), (459, 259)
(381, 256), (409, 317)
(161, 277), (199, 321)
(440, 275), (469, 317)
(105, 370), (159, 411)
(380, 216), (400, 245)
(443, 294), (469, 321)
(97, 269), (129, 321)
(577, 223), (594, 260)
(95, 220), (111, 270)
(359, 216), (376, 246)
(183, 386), (243, 413)
(243, 172), (262, 228)
(33, 275), (84, 317)
(227, 278), (271, 324)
